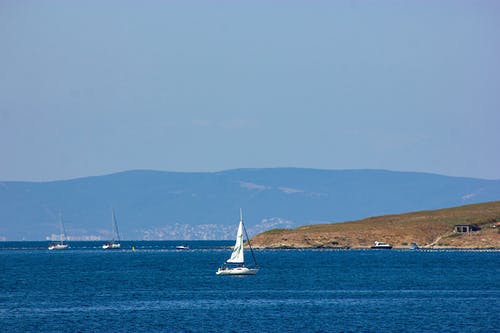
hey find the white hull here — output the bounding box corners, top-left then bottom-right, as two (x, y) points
(102, 243), (121, 250)
(371, 241), (392, 249)
(48, 243), (69, 250)
(216, 267), (259, 276)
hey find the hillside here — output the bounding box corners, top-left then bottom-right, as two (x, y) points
(250, 201), (500, 249)
(1, 168), (500, 240)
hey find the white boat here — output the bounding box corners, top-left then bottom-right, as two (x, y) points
(371, 241), (393, 249)
(48, 212), (69, 250)
(102, 209), (121, 250)
(176, 245), (190, 250)
(216, 209), (259, 276)
(102, 242), (121, 250)
(48, 243), (69, 250)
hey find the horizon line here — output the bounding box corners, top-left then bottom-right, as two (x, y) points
(1, 167), (499, 183)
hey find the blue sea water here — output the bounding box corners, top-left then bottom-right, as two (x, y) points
(0, 241), (499, 332)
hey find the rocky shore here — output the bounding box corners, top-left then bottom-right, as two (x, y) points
(250, 201), (500, 249)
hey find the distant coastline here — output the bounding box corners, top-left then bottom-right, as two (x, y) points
(2, 168), (500, 241)
(250, 201), (500, 250)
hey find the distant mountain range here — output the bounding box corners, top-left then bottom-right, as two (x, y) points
(1, 168), (499, 240)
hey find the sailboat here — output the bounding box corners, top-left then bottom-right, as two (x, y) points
(216, 209), (259, 275)
(48, 212), (69, 250)
(102, 208), (121, 250)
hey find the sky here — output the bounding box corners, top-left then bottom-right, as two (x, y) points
(0, 0), (499, 181)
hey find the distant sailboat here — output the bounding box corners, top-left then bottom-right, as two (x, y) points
(216, 209), (259, 275)
(102, 209), (121, 250)
(48, 212), (69, 250)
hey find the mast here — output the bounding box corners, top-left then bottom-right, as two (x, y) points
(112, 208), (121, 242)
(59, 211), (66, 245)
(241, 209), (258, 267)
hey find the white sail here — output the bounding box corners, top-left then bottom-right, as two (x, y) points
(226, 219), (244, 264)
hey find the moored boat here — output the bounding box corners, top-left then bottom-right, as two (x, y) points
(371, 241), (393, 249)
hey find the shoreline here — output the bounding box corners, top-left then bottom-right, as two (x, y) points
(249, 201), (500, 250)
(252, 246), (500, 251)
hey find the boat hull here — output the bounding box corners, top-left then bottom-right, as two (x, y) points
(102, 243), (121, 250)
(371, 241), (392, 249)
(48, 244), (69, 250)
(216, 267), (259, 276)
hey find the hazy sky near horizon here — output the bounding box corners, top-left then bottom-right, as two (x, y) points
(1, 0), (499, 181)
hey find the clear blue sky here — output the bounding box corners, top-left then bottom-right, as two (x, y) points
(1, 0), (499, 181)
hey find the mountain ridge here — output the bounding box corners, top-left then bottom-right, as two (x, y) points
(1, 168), (499, 240)
(4, 167), (498, 184)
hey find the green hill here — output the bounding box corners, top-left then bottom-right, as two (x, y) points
(251, 201), (500, 249)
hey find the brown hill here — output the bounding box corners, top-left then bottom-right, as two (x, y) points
(250, 201), (500, 249)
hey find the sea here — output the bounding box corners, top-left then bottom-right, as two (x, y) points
(1, 241), (499, 333)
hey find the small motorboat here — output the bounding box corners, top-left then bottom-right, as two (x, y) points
(176, 245), (190, 250)
(370, 241), (393, 249)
